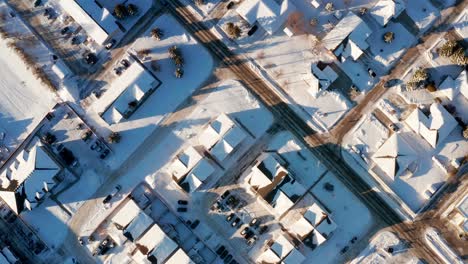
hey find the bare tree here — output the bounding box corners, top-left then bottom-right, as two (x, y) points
(225, 22), (241, 39)
(325, 3), (334, 12)
(151, 27), (163, 40)
(108, 132), (121, 144)
(383, 32), (394, 43)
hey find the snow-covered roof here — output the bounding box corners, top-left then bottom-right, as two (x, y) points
(248, 153), (288, 189)
(457, 196), (468, 218)
(51, 60), (72, 80)
(0, 137), (61, 213)
(372, 133), (417, 179)
(289, 217), (314, 238)
(453, 9), (468, 40)
(370, 0), (405, 26)
(308, 229), (327, 247)
(315, 217), (337, 238)
(59, 0), (119, 45)
(322, 12), (372, 52)
(271, 190), (294, 215)
(210, 123), (248, 162)
(96, 61), (159, 124)
(123, 211), (153, 241)
(169, 147), (203, 181)
(304, 202), (326, 226)
(236, 0), (296, 34)
(148, 232), (178, 263)
(111, 199), (142, 228)
(405, 104), (458, 148)
(340, 39), (364, 60)
(181, 158), (215, 192)
(199, 114), (234, 149)
(257, 248), (281, 263)
(136, 224), (170, 254)
(165, 248), (194, 264)
(280, 176), (306, 201)
(282, 248), (305, 264)
(271, 235), (294, 258)
(435, 70), (468, 101)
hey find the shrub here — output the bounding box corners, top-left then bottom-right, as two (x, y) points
(108, 132), (121, 143)
(114, 4), (127, 19)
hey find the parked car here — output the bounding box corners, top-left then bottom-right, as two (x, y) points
(113, 67), (122, 76)
(100, 149), (110, 159)
(246, 236), (257, 246)
(216, 245), (226, 255)
(384, 79), (400, 88)
(247, 25), (258, 36)
(226, 1), (234, 9)
(258, 225), (269, 234)
(224, 254), (233, 263)
(178, 200), (188, 205)
(368, 68), (376, 78)
(60, 26), (69, 35)
(103, 185), (121, 204)
(231, 217), (240, 227)
(81, 130), (92, 141)
(120, 59), (130, 68)
(105, 39), (116, 50)
(221, 190), (230, 199)
(90, 141), (99, 150)
(190, 220), (200, 229)
(245, 230), (255, 240)
(220, 250), (228, 259)
(84, 53), (97, 65)
(177, 207), (187, 212)
(249, 218), (259, 227)
(226, 213), (235, 222)
(240, 227), (249, 236)
(340, 246), (349, 254)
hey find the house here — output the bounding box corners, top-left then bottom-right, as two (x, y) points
(304, 202), (327, 226)
(322, 12), (372, 61)
(453, 9), (468, 41)
(59, 0), (121, 45)
(51, 59), (73, 80)
(123, 211), (153, 241)
(236, 0), (296, 35)
(434, 70), (468, 101)
(369, 0), (405, 26)
(304, 62), (339, 97)
(111, 199), (142, 229)
(372, 133), (417, 180)
(0, 137), (62, 214)
(94, 60), (161, 125)
(199, 114), (235, 150)
(165, 248), (194, 264)
(168, 147), (203, 182)
(282, 248), (305, 264)
(314, 216), (337, 238)
(134, 223), (181, 263)
(405, 103), (458, 148)
(210, 125), (248, 162)
(270, 235), (294, 259)
(289, 216), (314, 239)
(180, 158), (216, 193)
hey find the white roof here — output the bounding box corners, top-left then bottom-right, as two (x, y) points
(189, 158), (215, 182)
(132, 250), (151, 264)
(436, 70), (468, 101)
(282, 249), (305, 264)
(405, 104), (458, 148)
(372, 133), (417, 179)
(51, 60), (72, 79)
(148, 235), (178, 263)
(315, 217), (337, 238)
(341, 39), (364, 60)
(59, 0), (118, 45)
(454, 9), (468, 40)
(370, 0), (405, 26)
(457, 196), (468, 218)
(257, 248), (281, 263)
(311, 63), (338, 90)
(199, 114), (234, 149)
(304, 203), (326, 226)
(111, 199), (142, 228)
(169, 147), (203, 181)
(137, 224), (170, 253)
(280, 176), (306, 200)
(223, 125), (248, 150)
(236, 0), (296, 34)
(248, 167), (273, 189)
(271, 235), (294, 258)
(308, 229), (327, 247)
(271, 190), (294, 215)
(323, 12), (371, 51)
(165, 249), (194, 264)
(123, 211), (153, 241)
(289, 217), (314, 238)
(95, 62), (158, 124)
(211, 140), (233, 161)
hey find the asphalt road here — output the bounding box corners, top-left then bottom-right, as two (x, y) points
(165, 0), (464, 262)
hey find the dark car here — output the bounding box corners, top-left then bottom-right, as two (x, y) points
(190, 220), (200, 229)
(245, 230), (255, 240)
(216, 245), (226, 255)
(246, 236), (257, 246)
(221, 190), (230, 199)
(177, 207), (187, 212)
(84, 53), (97, 65)
(120, 59), (130, 68)
(247, 25), (258, 36)
(103, 185), (121, 204)
(224, 254), (233, 263)
(71, 36), (81, 45)
(100, 149), (110, 159)
(226, 213), (235, 222)
(60, 27), (69, 35)
(231, 217), (240, 227)
(220, 250), (228, 259)
(226, 1), (234, 9)
(105, 39), (116, 50)
(34, 0), (42, 7)
(259, 225), (269, 234)
(178, 200), (188, 205)
(384, 78), (400, 88)
(340, 246), (349, 254)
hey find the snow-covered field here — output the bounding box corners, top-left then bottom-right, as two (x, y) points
(87, 14), (214, 169)
(0, 39), (56, 159)
(351, 231), (419, 264)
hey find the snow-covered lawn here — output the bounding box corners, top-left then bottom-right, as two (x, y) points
(368, 22), (416, 74)
(405, 0), (440, 34)
(21, 199), (71, 250)
(0, 39), (56, 159)
(351, 231), (418, 264)
(88, 14), (214, 169)
(306, 171), (374, 263)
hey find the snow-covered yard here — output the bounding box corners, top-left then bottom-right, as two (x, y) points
(87, 14), (214, 169)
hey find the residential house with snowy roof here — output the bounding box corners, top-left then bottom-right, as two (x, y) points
(59, 0), (121, 45)
(369, 0), (405, 26)
(179, 158), (216, 193)
(256, 234), (305, 264)
(434, 70), (468, 101)
(372, 133), (417, 180)
(168, 146), (203, 182)
(453, 9), (468, 41)
(236, 0), (296, 35)
(94, 60), (161, 125)
(322, 12), (372, 61)
(405, 103), (458, 148)
(0, 137), (62, 214)
(304, 61), (339, 97)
